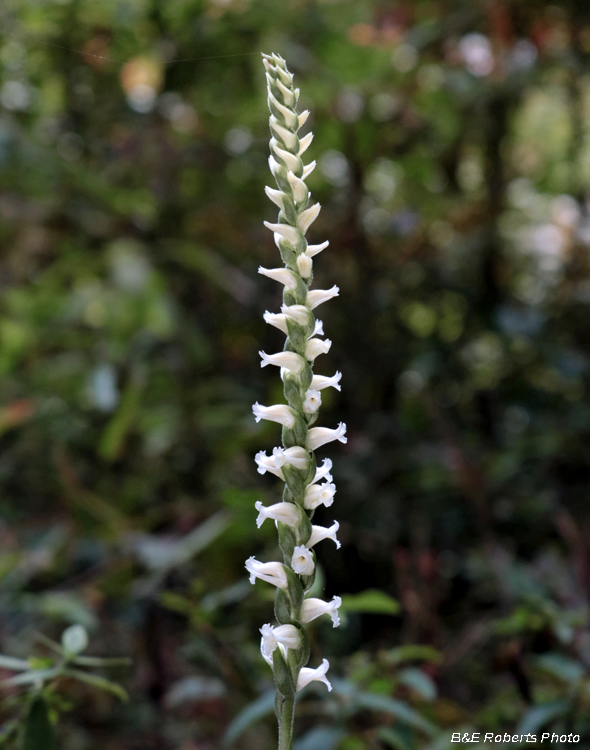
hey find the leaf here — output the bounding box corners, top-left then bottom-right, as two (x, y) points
(339, 590), (401, 616)
(22, 698), (56, 750)
(516, 700), (571, 735)
(222, 690), (276, 747)
(0, 668), (59, 687)
(377, 727), (413, 750)
(398, 668), (437, 701)
(62, 669), (128, 702)
(352, 692), (436, 736)
(293, 727), (347, 750)
(535, 654), (584, 683)
(133, 510), (231, 572)
(384, 645), (441, 665)
(0, 655), (30, 671)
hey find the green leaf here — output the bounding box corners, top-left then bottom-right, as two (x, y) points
(62, 669), (128, 702)
(398, 668), (437, 701)
(384, 645), (441, 665)
(377, 727), (413, 750)
(535, 654), (584, 683)
(22, 698), (56, 750)
(352, 692), (436, 736)
(340, 589), (401, 616)
(222, 690), (276, 747)
(1, 668), (59, 687)
(293, 727), (347, 750)
(516, 700), (571, 735)
(0, 655), (30, 671)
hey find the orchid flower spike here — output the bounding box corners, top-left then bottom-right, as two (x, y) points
(247, 52), (345, 746)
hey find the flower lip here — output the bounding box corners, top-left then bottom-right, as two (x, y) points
(291, 545), (315, 575)
(304, 481), (336, 510)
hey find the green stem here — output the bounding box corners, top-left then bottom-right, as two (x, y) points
(277, 693), (295, 750)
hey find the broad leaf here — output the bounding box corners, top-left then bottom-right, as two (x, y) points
(223, 690), (275, 747)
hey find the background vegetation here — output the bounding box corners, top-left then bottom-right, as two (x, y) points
(1, 0), (590, 747)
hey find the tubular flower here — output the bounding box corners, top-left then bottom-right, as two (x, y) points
(259, 350), (306, 374)
(300, 596), (342, 627)
(252, 402), (296, 428)
(304, 482), (336, 510)
(247, 53), (345, 748)
(307, 423), (347, 451)
(304, 338), (332, 362)
(291, 545), (315, 575)
(311, 372), (342, 391)
(245, 557), (288, 589)
(255, 501), (302, 529)
(296, 659), (332, 693)
(307, 521), (341, 549)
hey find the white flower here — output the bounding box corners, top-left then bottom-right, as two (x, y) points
(287, 171), (308, 203)
(276, 445), (310, 470)
(259, 350), (306, 374)
(263, 221), (301, 246)
(311, 372), (342, 391)
(264, 186), (286, 211)
(255, 501), (301, 529)
(258, 266), (298, 290)
(270, 118), (298, 151)
(281, 304), (312, 326)
(305, 241), (329, 257)
(303, 389), (322, 414)
(260, 623), (302, 664)
(296, 203), (321, 233)
(302, 161), (316, 179)
(298, 132), (313, 155)
(263, 311), (289, 335)
(307, 521), (341, 549)
(254, 450), (285, 478)
(296, 253), (312, 278)
(307, 423), (347, 451)
(259, 624), (275, 666)
(300, 596), (342, 627)
(255, 446), (310, 478)
(313, 457), (333, 483)
(298, 110), (310, 129)
(252, 402), (296, 428)
(272, 143), (301, 173)
(291, 545), (315, 575)
(296, 658), (332, 692)
(306, 286), (339, 309)
(310, 319), (324, 337)
(304, 482), (336, 510)
(245, 557), (288, 589)
(305, 337), (332, 361)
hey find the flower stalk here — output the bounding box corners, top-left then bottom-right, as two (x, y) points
(246, 52), (345, 750)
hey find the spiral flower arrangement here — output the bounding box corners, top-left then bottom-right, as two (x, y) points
(245, 53), (346, 749)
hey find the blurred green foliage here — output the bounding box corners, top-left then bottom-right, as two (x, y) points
(2, 0), (590, 747)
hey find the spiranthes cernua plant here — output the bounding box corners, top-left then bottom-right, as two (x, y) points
(245, 53), (346, 750)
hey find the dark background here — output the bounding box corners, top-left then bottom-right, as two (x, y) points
(1, 0), (590, 748)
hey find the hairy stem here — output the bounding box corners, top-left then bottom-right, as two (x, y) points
(278, 695), (295, 750)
